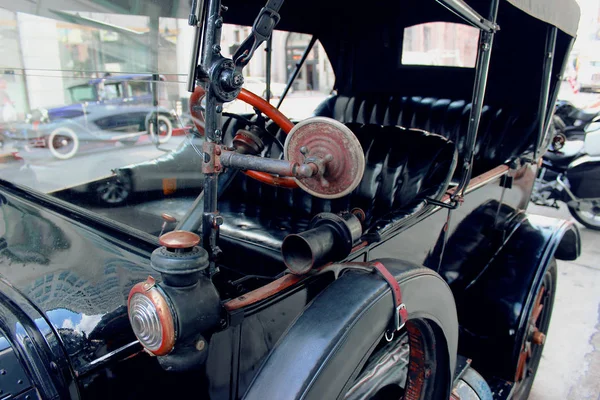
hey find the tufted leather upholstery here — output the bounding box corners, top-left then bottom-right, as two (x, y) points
(222, 123), (455, 225)
(217, 120), (456, 272)
(313, 94), (537, 176)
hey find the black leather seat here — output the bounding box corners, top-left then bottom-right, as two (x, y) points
(313, 94), (537, 177)
(543, 140), (585, 170)
(575, 109), (598, 124)
(217, 121), (457, 273)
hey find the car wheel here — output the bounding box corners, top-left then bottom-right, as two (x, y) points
(569, 201), (600, 231)
(95, 173), (132, 206)
(511, 259), (557, 399)
(148, 115), (173, 145)
(343, 332), (409, 399)
(48, 127), (79, 160)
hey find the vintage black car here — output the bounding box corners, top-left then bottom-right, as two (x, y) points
(4, 74), (177, 159)
(0, 0), (584, 399)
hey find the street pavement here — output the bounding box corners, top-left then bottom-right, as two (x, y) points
(527, 82), (600, 400)
(528, 203), (600, 400)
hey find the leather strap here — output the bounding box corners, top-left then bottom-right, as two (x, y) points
(233, 0), (284, 67)
(372, 261), (409, 334)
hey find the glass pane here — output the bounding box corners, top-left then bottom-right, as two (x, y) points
(0, 8), (335, 237)
(402, 22), (479, 68)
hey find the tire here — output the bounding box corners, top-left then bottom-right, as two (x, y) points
(147, 115), (172, 145)
(48, 126), (79, 160)
(512, 259), (557, 399)
(343, 332), (409, 399)
(94, 173), (132, 206)
(243, 260), (457, 400)
(568, 203), (600, 230)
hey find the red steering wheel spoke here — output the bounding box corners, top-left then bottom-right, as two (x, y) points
(190, 86), (298, 188)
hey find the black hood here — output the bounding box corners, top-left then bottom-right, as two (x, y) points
(0, 186), (156, 376)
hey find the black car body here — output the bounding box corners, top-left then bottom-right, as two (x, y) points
(0, 0), (583, 399)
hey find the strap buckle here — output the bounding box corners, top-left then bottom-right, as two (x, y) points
(234, 4), (282, 67)
(252, 7), (281, 41)
(371, 261), (409, 341)
(395, 303), (408, 332)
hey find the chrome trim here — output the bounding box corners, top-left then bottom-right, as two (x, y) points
(557, 174), (579, 202)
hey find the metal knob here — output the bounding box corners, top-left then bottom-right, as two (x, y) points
(532, 331), (546, 345)
(159, 230), (201, 250)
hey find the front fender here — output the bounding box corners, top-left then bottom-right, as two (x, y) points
(457, 213), (579, 380)
(243, 259), (458, 400)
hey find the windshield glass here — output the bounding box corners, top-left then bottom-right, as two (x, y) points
(0, 7), (333, 237)
(68, 85), (97, 103)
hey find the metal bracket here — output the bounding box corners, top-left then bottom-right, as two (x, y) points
(233, 0), (283, 67)
(425, 196), (463, 210)
(202, 141), (223, 174)
(500, 175), (513, 189)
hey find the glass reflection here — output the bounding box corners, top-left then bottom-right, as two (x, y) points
(0, 6), (335, 236)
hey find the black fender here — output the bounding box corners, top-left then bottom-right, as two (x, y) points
(0, 278), (78, 399)
(243, 258), (458, 400)
(456, 214), (580, 381)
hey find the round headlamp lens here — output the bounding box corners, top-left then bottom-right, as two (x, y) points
(129, 293), (163, 351)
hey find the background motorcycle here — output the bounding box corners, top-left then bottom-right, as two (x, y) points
(532, 122), (600, 230)
(554, 99), (600, 140)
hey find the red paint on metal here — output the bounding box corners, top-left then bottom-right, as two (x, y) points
(159, 230), (201, 249)
(237, 89), (294, 133)
(224, 274), (303, 311)
(405, 322), (426, 400)
(190, 86), (298, 188)
(286, 119), (364, 198)
(189, 86), (206, 133)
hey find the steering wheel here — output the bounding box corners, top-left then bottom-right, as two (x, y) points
(190, 86), (298, 189)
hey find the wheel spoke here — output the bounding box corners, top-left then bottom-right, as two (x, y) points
(531, 286), (545, 324)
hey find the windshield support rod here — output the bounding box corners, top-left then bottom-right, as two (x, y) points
(452, 0), (499, 202)
(534, 26), (558, 160)
(266, 36), (273, 102)
(276, 35), (317, 109)
(436, 0), (499, 32)
(198, 0), (224, 270)
(186, 0), (206, 93)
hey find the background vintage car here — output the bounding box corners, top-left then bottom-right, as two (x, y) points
(4, 74), (178, 159)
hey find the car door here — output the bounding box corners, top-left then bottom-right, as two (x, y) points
(124, 79), (155, 131)
(96, 81), (144, 135)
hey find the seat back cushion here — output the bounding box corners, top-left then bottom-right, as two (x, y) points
(313, 94), (537, 176)
(221, 123), (456, 229)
